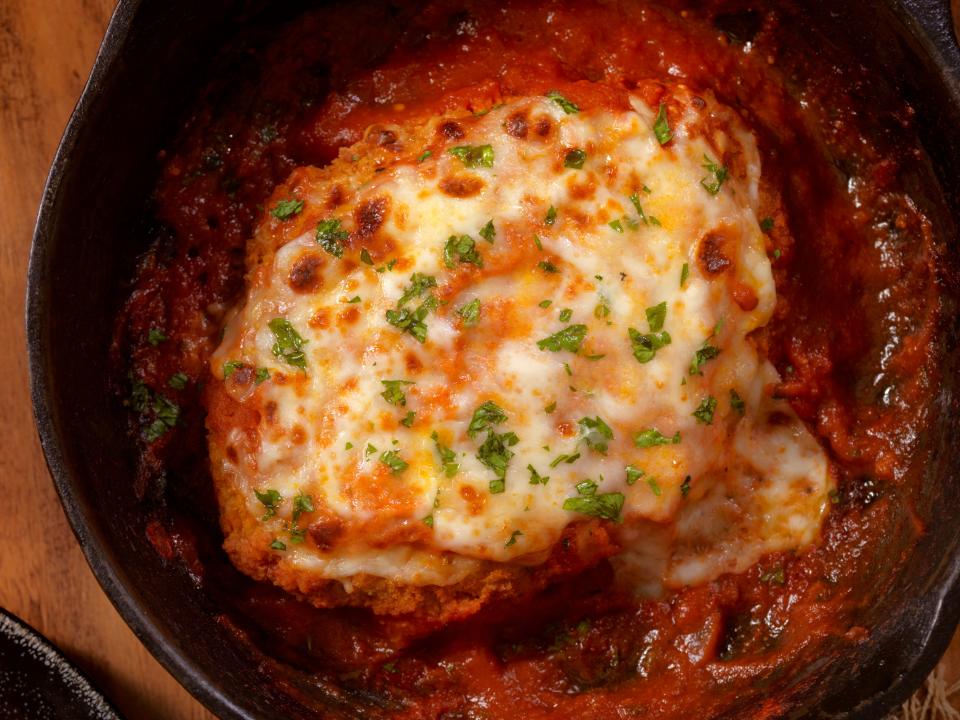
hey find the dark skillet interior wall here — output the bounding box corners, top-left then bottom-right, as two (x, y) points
(31, 0), (960, 719)
(36, 1), (317, 718)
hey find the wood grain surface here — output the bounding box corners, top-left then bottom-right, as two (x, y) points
(0, 3), (957, 720)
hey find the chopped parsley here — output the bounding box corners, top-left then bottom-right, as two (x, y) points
(730, 389), (746, 415)
(549, 452), (581, 468)
(468, 401), (507, 437)
(458, 298), (482, 326)
(680, 262), (690, 288)
(346, 296), (362, 304)
(477, 430), (519, 493)
(360, 248), (374, 265)
(645, 301), (667, 332)
(545, 401), (557, 413)
(559, 308), (573, 322)
(646, 477), (663, 496)
(147, 328), (167, 346)
(538, 260), (559, 273)
(268, 318), (308, 370)
(680, 475), (692, 497)
(271, 198), (304, 220)
(270, 539), (287, 551)
(545, 205), (557, 226)
(594, 297), (611, 319)
(143, 392), (180, 442)
(423, 514), (434, 527)
(546, 90), (580, 114)
(479, 219), (496, 243)
(315, 218), (349, 257)
(538, 299), (553, 308)
(625, 465), (644, 485)
(448, 144), (494, 168)
(534, 235), (544, 251)
(431, 431), (459, 477)
(292, 492), (314, 523)
(444, 234), (483, 268)
(417, 150), (432, 162)
(505, 529), (523, 547)
(578, 416), (614, 454)
(562, 480), (624, 522)
(760, 216), (775, 232)
(692, 395), (717, 425)
(653, 103), (672, 145)
(380, 450), (409, 475)
(609, 219), (624, 233)
(760, 565), (786, 585)
(255, 367), (270, 384)
(629, 193), (650, 226)
(387, 294), (439, 343)
(398, 273), (437, 307)
(564, 149), (587, 169)
(380, 379), (414, 407)
(365, 443), (377, 457)
(400, 411), (416, 427)
(689, 343), (721, 376)
(537, 324), (588, 353)
(223, 360), (243, 379)
(255, 489), (282, 520)
(700, 154), (729, 195)
(629, 327), (671, 363)
(168, 372), (188, 390)
(634, 428), (681, 448)
(528, 464), (550, 485)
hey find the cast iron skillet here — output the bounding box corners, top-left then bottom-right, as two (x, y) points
(25, 1), (960, 718)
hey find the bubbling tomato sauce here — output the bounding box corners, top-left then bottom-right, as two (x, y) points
(112, 1), (941, 717)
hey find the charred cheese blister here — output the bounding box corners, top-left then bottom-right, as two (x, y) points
(207, 87), (833, 615)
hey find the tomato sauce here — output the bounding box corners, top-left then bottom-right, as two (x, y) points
(112, 1), (941, 717)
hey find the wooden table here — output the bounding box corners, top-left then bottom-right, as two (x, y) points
(0, 3), (957, 719)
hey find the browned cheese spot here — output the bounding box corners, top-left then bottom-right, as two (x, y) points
(288, 254), (324, 293)
(338, 305), (361, 326)
(354, 196), (389, 238)
(439, 174), (485, 198)
(504, 111), (529, 139)
(309, 517), (345, 551)
(698, 229), (735, 276)
(459, 485), (487, 516)
(534, 116), (553, 138)
(438, 120), (465, 141)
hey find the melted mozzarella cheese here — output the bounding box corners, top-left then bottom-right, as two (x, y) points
(210, 89), (832, 595)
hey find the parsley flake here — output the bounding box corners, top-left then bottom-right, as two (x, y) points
(680, 262), (690, 288)
(545, 205), (557, 226)
(653, 103), (673, 145)
(546, 90), (579, 114)
(449, 144), (494, 168)
(380, 450), (409, 475)
(458, 298), (482, 326)
(578, 416), (614, 454)
(271, 198), (304, 220)
(562, 480), (624, 522)
(431, 431), (459, 477)
(625, 465), (644, 485)
(255, 489), (282, 520)
(528, 465), (550, 485)
(380, 379), (415, 407)
(634, 428), (681, 448)
(468, 401), (507, 437)
(315, 218), (349, 257)
(168, 372), (188, 390)
(730, 389), (746, 415)
(689, 344), (721, 376)
(505, 529), (524, 547)
(477, 430), (519, 493)
(147, 328), (167, 346)
(700, 154), (729, 195)
(444, 234), (483, 268)
(479, 219), (496, 243)
(564, 149), (587, 169)
(268, 318), (308, 370)
(537, 324), (588, 353)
